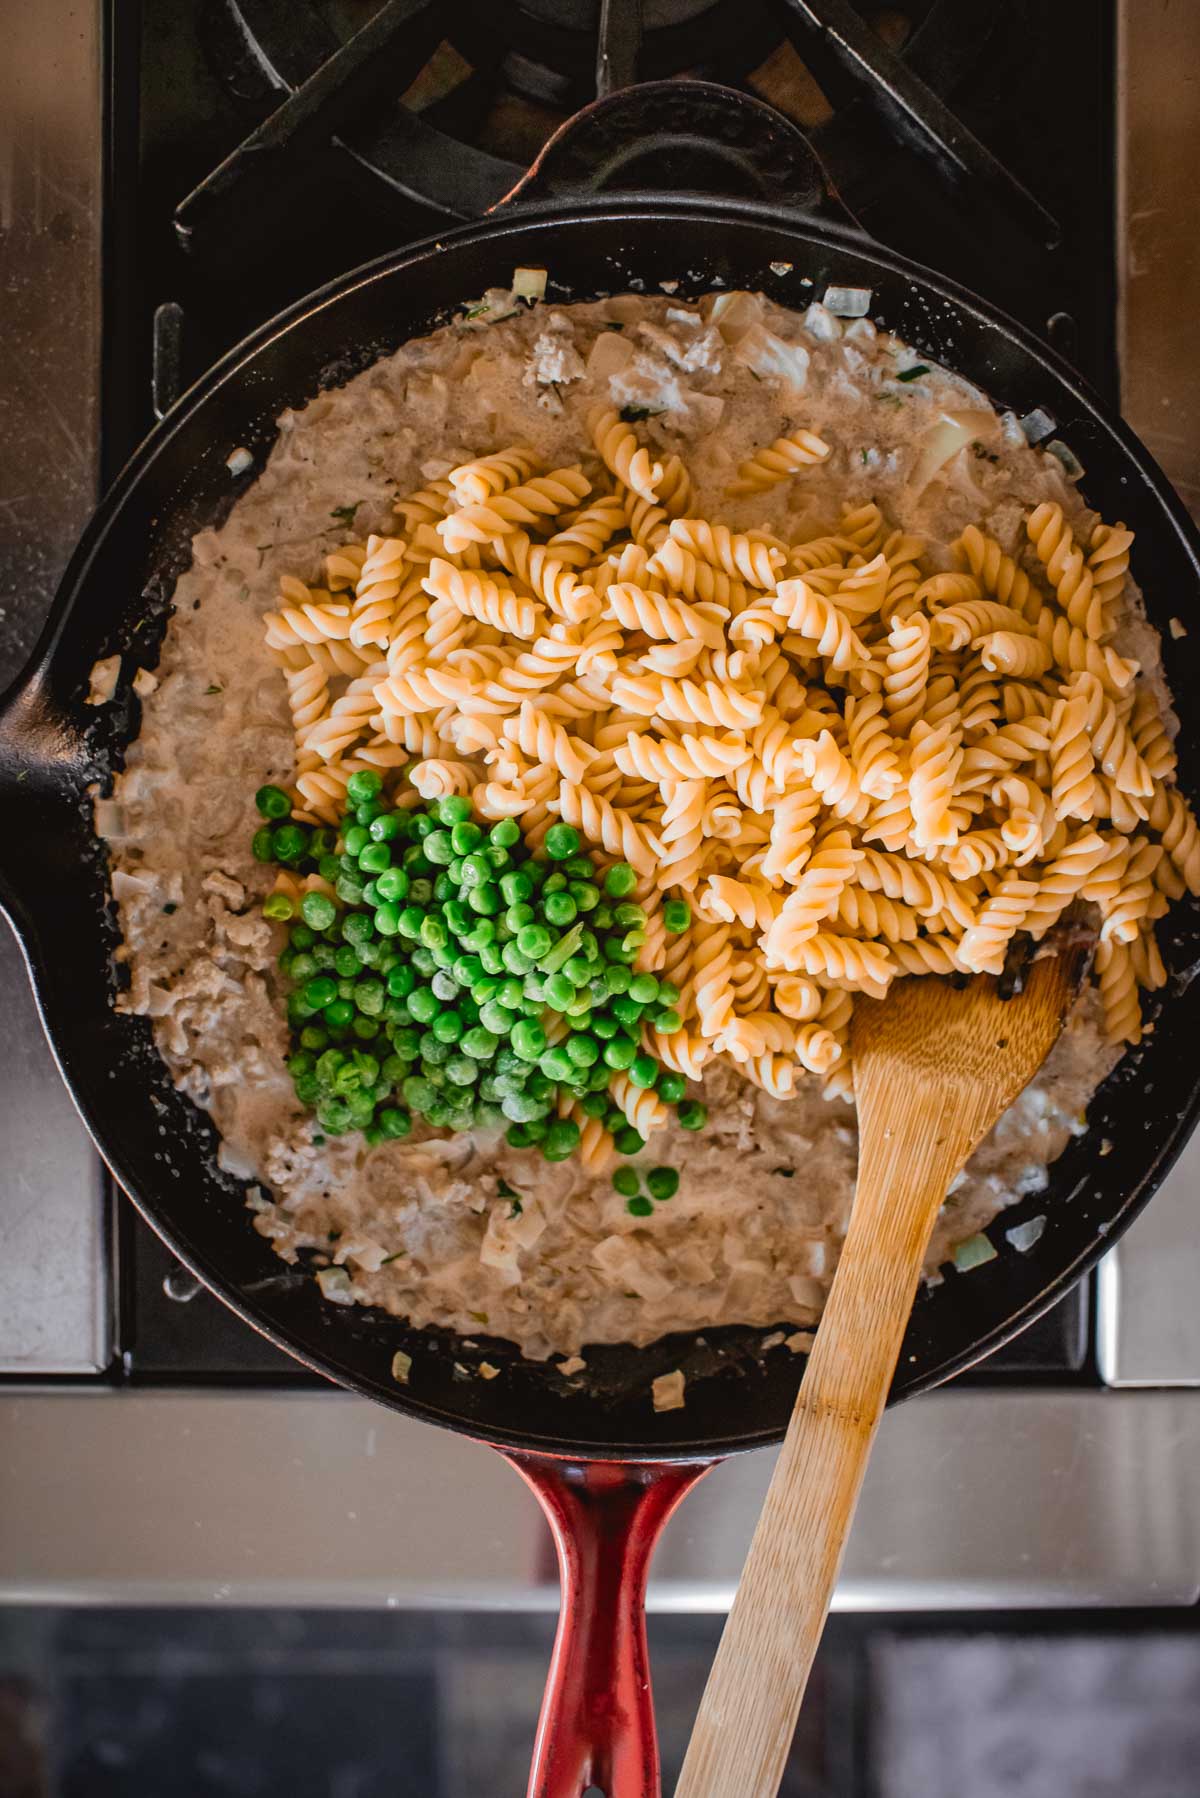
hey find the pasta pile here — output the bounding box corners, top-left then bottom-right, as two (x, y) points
(261, 407), (1199, 1144)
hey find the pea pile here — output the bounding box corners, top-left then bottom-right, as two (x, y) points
(251, 771), (708, 1163)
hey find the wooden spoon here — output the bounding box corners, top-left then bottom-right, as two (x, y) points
(675, 934), (1093, 1798)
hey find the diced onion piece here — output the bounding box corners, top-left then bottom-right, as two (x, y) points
(226, 446), (253, 476)
(316, 1266), (353, 1302)
(479, 1361), (500, 1380)
(587, 330), (634, 380)
(651, 1369), (686, 1412)
(391, 1349), (412, 1384)
(906, 408), (997, 498)
(1019, 406), (1057, 444)
(512, 266), (548, 303)
(706, 289), (763, 344)
(557, 1355), (586, 1377)
(93, 798), (127, 838)
(785, 1331), (814, 1354)
(822, 284), (872, 317)
(1044, 438), (1085, 481)
(1005, 1215), (1046, 1253)
(132, 667), (159, 698)
(953, 1232), (998, 1272)
(732, 324), (810, 392)
(86, 654), (121, 706)
(769, 260), (794, 276)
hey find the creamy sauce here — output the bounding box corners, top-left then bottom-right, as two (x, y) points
(107, 288), (1132, 1360)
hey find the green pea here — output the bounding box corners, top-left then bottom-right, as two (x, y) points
(511, 1019), (547, 1062)
(544, 823), (581, 860)
(629, 1055), (659, 1089)
(333, 945), (360, 979)
(501, 942), (533, 977)
(647, 1166), (679, 1201)
(344, 824), (370, 856)
(677, 1100), (707, 1131)
(612, 995), (643, 1031)
(500, 869), (533, 905)
(303, 974), (338, 1009)
(569, 881), (599, 913)
(506, 903), (536, 933)
(591, 1011), (619, 1040)
(299, 1025), (328, 1052)
(652, 1008), (683, 1035)
(505, 1123), (533, 1148)
(271, 823), (308, 863)
(539, 1046), (573, 1082)
(663, 898), (691, 933)
(656, 1071), (687, 1105)
(543, 891), (577, 927)
(461, 1026), (499, 1060)
(335, 874), (365, 907)
(324, 997), (356, 1028)
(438, 794), (472, 826)
(478, 944), (505, 976)
(612, 1166), (640, 1198)
(615, 1126), (645, 1156)
(355, 978), (385, 1016)
(429, 1010), (461, 1044)
(261, 892), (294, 922)
(378, 1107), (411, 1139)
(629, 974), (660, 1006)
(355, 799), (384, 826)
(542, 871), (567, 895)
(566, 1034), (599, 1068)
(346, 769), (382, 805)
(407, 987), (437, 1024)
(490, 817), (521, 849)
(543, 971), (575, 1012)
(603, 1035), (638, 1071)
(251, 826), (275, 862)
(367, 903), (395, 937)
(564, 955), (593, 987)
(479, 999), (515, 1036)
(468, 884), (501, 917)
(614, 903), (646, 930)
(541, 1118), (581, 1161)
(358, 842), (392, 875)
(254, 784), (292, 820)
(625, 1195), (654, 1218)
(369, 813), (404, 842)
(375, 867), (409, 904)
(449, 819), (482, 854)
(603, 863), (637, 899)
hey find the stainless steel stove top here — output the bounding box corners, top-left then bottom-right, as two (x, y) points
(2, 0), (1200, 1607)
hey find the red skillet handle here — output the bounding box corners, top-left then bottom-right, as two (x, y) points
(505, 1452), (713, 1798)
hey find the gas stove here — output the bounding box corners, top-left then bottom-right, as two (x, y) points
(2, 0), (1200, 1610)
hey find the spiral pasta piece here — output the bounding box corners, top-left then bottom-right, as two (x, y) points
(645, 538), (751, 611)
(613, 730), (749, 783)
(1048, 690), (1098, 822)
(930, 599), (1032, 652)
(1027, 502), (1104, 640)
(728, 427), (830, 494)
(908, 719), (963, 850)
(957, 875), (1038, 975)
(608, 1073), (669, 1142)
(794, 732), (868, 824)
(550, 781), (660, 876)
(668, 519), (785, 589)
(772, 578), (869, 671)
(763, 831), (863, 965)
(956, 524), (1041, 623)
(449, 445), (541, 505)
(1096, 937), (1142, 1045)
(604, 581), (726, 648)
(546, 494), (626, 567)
(438, 467), (591, 554)
(501, 700), (595, 786)
(844, 693), (902, 799)
(611, 671), (764, 730)
(1088, 520), (1134, 627)
(423, 558), (544, 640)
(883, 612), (931, 733)
(589, 407), (663, 501)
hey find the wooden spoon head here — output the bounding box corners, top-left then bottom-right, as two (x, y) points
(850, 925), (1095, 1143)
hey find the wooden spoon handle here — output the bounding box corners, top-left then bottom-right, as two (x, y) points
(674, 1091), (972, 1798)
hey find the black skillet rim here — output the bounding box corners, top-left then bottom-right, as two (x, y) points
(4, 194), (1200, 1460)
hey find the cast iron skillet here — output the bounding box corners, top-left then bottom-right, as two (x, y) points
(3, 196), (1200, 1796)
